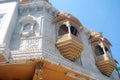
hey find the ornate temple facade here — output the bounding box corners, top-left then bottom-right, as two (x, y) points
(0, 0), (119, 80)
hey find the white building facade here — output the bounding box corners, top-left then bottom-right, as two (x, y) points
(0, 0), (119, 80)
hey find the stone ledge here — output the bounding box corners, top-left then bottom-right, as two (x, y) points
(10, 49), (111, 80)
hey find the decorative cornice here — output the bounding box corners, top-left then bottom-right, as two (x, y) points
(19, 1), (58, 16)
(19, 0), (50, 4)
(89, 30), (112, 46)
(53, 12), (82, 27)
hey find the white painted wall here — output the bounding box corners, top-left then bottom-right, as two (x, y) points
(0, 1), (18, 60)
(0, 2), (18, 47)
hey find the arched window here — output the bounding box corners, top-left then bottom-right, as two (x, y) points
(23, 23), (31, 31)
(95, 45), (104, 56)
(33, 23), (39, 31)
(58, 25), (68, 36)
(70, 26), (78, 36)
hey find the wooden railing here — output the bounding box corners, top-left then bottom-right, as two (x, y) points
(58, 34), (69, 40)
(95, 54), (114, 63)
(57, 33), (82, 43)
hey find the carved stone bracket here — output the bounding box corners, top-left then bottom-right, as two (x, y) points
(33, 62), (44, 80)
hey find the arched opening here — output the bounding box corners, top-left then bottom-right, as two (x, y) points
(23, 23), (31, 31)
(70, 26), (78, 36)
(33, 23), (39, 31)
(95, 45), (104, 56)
(58, 25), (68, 36)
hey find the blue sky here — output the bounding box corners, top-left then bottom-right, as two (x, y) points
(50, 0), (120, 66)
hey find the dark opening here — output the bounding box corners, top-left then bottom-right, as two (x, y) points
(105, 47), (110, 52)
(58, 25), (68, 36)
(23, 23), (31, 31)
(89, 35), (93, 40)
(33, 23), (39, 31)
(105, 47), (111, 57)
(95, 45), (104, 56)
(70, 26), (78, 36)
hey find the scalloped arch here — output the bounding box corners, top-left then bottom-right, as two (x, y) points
(19, 15), (36, 24)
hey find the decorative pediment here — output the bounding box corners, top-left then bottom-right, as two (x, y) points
(19, 15), (36, 24)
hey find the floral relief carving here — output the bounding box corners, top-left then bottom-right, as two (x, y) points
(20, 38), (39, 50)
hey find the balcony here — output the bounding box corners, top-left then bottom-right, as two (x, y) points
(56, 33), (83, 61)
(95, 54), (116, 76)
